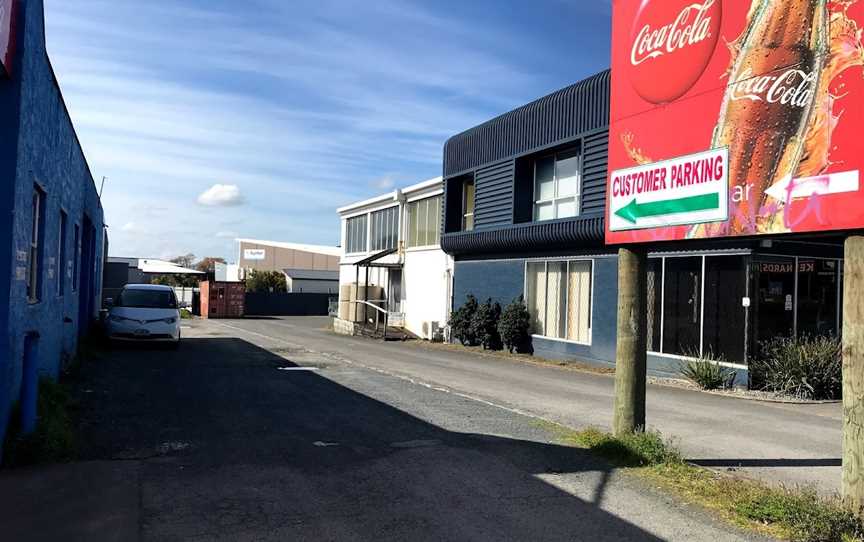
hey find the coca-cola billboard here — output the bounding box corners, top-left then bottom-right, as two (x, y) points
(607, 0), (864, 244)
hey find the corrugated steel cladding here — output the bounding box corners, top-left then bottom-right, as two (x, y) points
(441, 70), (611, 254)
(443, 70), (610, 177)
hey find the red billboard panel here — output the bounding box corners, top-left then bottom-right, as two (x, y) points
(607, 1), (864, 244)
(0, 0), (15, 77)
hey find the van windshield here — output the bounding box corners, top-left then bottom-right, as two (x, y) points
(116, 289), (177, 309)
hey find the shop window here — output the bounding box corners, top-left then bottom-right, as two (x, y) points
(752, 256), (796, 346)
(345, 215), (368, 254)
(462, 179), (475, 231)
(370, 206), (398, 251)
(407, 196), (441, 248)
(797, 259), (839, 338)
(58, 210), (67, 296)
(27, 185), (46, 303)
(646, 258), (662, 353)
(526, 260), (592, 344)
(533, 149), (581, 222)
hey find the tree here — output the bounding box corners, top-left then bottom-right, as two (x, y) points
(449, 294), (479, 346)
(498, 296), (532, 354)
(170, 253), (196, 269)
(245, 270), (287, 293)
(471, 298), (502, 350)
(195, 256), (226, 273)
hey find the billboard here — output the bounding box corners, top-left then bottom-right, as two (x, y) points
(607, 0), (864, 244)
(0, 0), (15, 77)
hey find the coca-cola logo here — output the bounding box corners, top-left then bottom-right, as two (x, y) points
(627, 0), (722, 104)
(729, 68), (818, 108)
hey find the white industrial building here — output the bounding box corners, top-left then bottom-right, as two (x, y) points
(336, 177), (453, 339)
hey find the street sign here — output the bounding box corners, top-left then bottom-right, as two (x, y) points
(609, 148), (728, 232)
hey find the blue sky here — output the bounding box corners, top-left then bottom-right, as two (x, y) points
(44, 0), (611, 261)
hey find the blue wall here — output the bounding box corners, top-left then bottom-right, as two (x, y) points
(0, 0), (105, 450)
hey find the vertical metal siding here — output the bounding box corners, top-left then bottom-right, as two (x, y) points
(473, 160), (515, 229)
(581, 130), (609, 216)
(443, 70), (610, 177)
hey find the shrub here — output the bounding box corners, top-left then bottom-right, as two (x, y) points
(471, 298), (502, 350)
(498, 296), (533, 354)
(751, 335), (841, 400)
(680, 351), (735, 390)
(245, 270), (287, 293)
(574, 427), (681, 467)
(449, 295), (479, 346)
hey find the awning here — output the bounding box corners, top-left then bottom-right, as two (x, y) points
(353, 248), (400, 268)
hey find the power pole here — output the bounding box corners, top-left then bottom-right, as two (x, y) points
(843, 235), (864, 511)
(613, 246), (648, 436)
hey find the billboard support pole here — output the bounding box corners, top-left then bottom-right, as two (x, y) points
(842, 235), (864, 511)
(613, 246), (648, 436)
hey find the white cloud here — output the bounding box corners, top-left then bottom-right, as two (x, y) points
(371, 175), (396, 190)
(215, 231), (237, 239)
(197, 184), (244, 207)
(121, 221), (139, 232)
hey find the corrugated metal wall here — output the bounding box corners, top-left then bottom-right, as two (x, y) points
(443, 70), (610, 177)
(581, 129), (609, 216)
(473, 160), (513, 230)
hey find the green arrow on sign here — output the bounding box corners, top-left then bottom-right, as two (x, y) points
(615, 193), (720, 224)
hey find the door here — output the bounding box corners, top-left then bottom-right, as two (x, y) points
(662, 257), (702, 356)
(389, 269), (402, 313)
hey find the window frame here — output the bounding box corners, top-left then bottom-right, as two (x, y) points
(462, 178), (475, 231)
(58, 209), (68, 297)
(407, 194), (442, 249)
(524, 258), (595, 346)
(345, 214), (369, 255)
(532, 150), (582, 222)
(370, 205), (399, 252)
(27, 185), (46, 303)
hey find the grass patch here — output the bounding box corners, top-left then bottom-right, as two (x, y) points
(2, 377), (78, 467)
(180, 308), (193, 319)
(539, 421), (863, 542)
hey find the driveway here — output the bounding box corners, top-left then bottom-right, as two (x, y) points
(1, 318), (767, 541)
(220, 316), (843, 495)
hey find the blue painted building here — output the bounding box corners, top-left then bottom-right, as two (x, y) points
(0, 0), (105, 448)
(441, 70), (845, 384)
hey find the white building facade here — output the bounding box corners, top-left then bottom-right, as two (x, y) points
(337, 177), (453, 339)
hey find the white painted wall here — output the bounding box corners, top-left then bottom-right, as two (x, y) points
(402, 248), (453, 338)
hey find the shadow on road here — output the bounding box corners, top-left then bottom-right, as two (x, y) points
(59, 336), (673, 541)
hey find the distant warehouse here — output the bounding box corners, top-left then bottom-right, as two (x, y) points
(0, 0), (106, 450)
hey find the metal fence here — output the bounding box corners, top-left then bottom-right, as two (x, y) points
(173, 286), (199, 309)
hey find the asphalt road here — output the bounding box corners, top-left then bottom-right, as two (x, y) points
(219, 316), (843, 495)
(6, 317), (772, 541)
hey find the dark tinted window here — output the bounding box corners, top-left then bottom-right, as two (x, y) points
(117, 289), (176, 309)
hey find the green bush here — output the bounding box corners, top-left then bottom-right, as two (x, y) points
(498, 296), (533, 354)
(245, 270), (287, 293)
(574, 427), (681, 467)
(751, 335), (841, 400)
(471, 298), (502, 350)
(449, 295), (479, 346)
(680, 352), (735, 390)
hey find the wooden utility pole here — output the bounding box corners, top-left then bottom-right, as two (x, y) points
(843, 236), (864, 511)
(612, 246), (648, 436)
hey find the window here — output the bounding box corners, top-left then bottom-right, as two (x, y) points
(534, 150), (581, 222)
(462, 179), (475, 231)
(58, 210), (67, 296)
(27, 186), (46, 302)
(116, 288), (177, 309)
(407, 195), (441, 248)
(370, 206), (398, 251)
(72, 224), (80, 291)
(648, 254), (746, 362)
(526, 260), (593, 344)
(345, 215), (368, 254)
